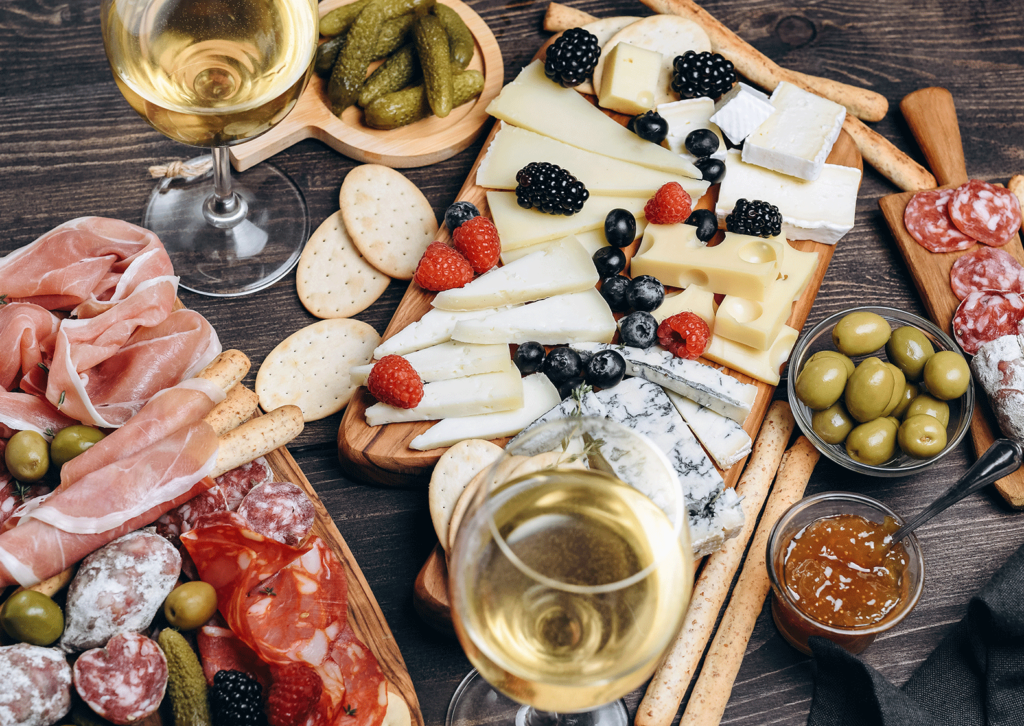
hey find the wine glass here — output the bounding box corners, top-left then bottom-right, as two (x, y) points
(101, 0), (318, 297)
(448, 416), (694, 726)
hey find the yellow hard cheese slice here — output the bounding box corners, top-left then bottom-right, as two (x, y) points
(500, 220), (648, 265)
(630, 225), (786, 301)
(704, 325), (799, 386)
(487, 191), (647, 251)
(598, 42), (662, 115)
(654, 285), (717, 326)
(714, 243), (819, 350)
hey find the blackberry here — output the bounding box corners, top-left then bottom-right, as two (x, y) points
(725, 199), (783, 238)
(544, 28), (601, 88)
(209, 670), (266, 726)
(671, 51), (737, 100)
(515, 162), (589, 215)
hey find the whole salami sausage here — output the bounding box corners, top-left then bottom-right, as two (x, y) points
(948, 179), (1023, 247)
(237, 481), (316, 547)
(73, 632), (168, 725)
(0, 643), (73, 726)
(952, 290), (1024, 355)
(904, 188), (976, 253)
(950, 247), (1024, 300)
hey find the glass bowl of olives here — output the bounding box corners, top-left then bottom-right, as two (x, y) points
(788, 306), (974, 477)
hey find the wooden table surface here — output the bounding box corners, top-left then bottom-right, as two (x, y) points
(3, 0), (1024, 723)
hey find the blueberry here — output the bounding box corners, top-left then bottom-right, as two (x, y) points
(604, 208), (637, 248)
(618, 311), (658, 348)
(695, 157), (726, 184)
(585, 350), (626, 389)
(593, 247), (627, 277)
(541, 346), (583, 386)
(444, 201), (479, 232)
(685, 208), (718, 242)
(514, 341), (546, 374)
(599, 275), (631, 313)
(685, 128), (720, 158)
(557, 376), (587, 400)
(626, 275), (665, 312)
(632, 110), (669, 144)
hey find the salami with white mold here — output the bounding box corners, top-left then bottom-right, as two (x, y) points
(0, 643), (72, 726)
(950, 247), (1024, 300)
(952, 290), (1024, 355)
(949, 179), (1022, 247)
(237, 481), (316, 547)
(73, 632), (168, 725)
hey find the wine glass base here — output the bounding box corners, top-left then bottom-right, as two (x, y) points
(446, 670), (629, 726)
(143, 157), (309, 297)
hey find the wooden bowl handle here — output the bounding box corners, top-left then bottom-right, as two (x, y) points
(899, 87), (968, 187)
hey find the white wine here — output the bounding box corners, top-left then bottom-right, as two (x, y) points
(450, 468), (691, 713)
(103, 0), (316, 147)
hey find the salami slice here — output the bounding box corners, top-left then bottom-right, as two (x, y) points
(0, 643), (73, 726)
(948, 179), (1023, 247)
(238, 481), (316, 547)
(197, 623), (272, 690)
(73, 632), (168, 726)
(952, 290), (1024, 355)
(333, 624), (388, 726)
(217, 456), (274, 511)
(904, 188), (976, 253)
(950, 247), (1024, 300)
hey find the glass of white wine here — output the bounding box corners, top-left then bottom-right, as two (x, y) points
(448, 416), (694, 726)
(101, 0), (318, 296)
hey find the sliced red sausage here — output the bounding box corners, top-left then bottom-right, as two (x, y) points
(950, 247), (1024, 300)
(0, 643), (73, 726)
(949, 179), (1022, 247)
(952, 290), (1024, 354)
(904, 188), (976, 253)
(237, 481), (316, 547)
(73, 632), (168, 725)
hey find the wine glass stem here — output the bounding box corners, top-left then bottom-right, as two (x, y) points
(521, 708), (562, 726)
(203, 146), (248, 229)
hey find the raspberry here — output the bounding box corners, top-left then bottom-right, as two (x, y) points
(644, 182), (693, 225)
(266, 664), (323, 726)
(657, 312), (710, 360)
(413, 242), (474, 291)
(367, 355), (424, 409)
(452, 216), (501, 274)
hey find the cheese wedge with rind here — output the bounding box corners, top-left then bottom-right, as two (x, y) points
(351, 342), (510, 385)
(665, 390), (752, 469)
(453, 289), (617, 345)
(373, 306), (516, 359)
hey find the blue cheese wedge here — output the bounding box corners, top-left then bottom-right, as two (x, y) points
(452, 289), (617, 345)
(506, 386), (608, 457)
(365, 365), (523, 426)
(351, 342), (510, 385)
(710, 82), (775, 144)
(665, 390), (752, 469)
(373, 306), (517, 359)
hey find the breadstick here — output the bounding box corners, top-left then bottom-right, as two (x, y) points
(196, 349), (250, 392)
(212, 405), (303, 477)
(543, 1), (596, 32)
(679, 437), (820, 726)
(1009, 175), (1024, 228)
(203, 383), (260, 437)
(636, 401), (795, 726)
(841, 115), (935, 192)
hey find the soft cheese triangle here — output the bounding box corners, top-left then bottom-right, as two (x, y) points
(351, 342), (510, 385)
(452, 289), (617, 345)
(373, 306), (517, 359)
(432, 236), (599, 311)
(665, 390), (752, 470)
(486, 60), (701, 179)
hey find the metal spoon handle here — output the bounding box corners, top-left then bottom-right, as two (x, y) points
(892, 438), (1024, 542)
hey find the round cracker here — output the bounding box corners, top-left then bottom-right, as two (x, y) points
(340, 165), (439, 280)
(296, 210), (391, 319)
(256, 319), (380, 422)
(575, 17), (641, 96)
(429, 439), (503, 550)
(447, 454), (527, 553)
(593, 15), (712, 108)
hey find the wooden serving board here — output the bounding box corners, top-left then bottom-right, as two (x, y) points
(878, 87), (1024, 508)
(229, 0), (503, 171)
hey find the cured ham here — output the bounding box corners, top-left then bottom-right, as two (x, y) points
(0, 391), (76, 441)
(0, 303), (58, 391)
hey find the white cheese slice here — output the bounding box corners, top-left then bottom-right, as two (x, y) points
(656, 98), (727, 163)
(432, 236), (599, 311)
(742, 81), (846, 182)
(476, 123), (709, 200)
(665, 390), (752, 469)
(486, 60), (701, 179)
(500, 220), (648, 265)
(653, 285), (717, 326)
(717, 150), (860, 245)
(351, 342), (510, 385)
(453, 289), (617, 346)
(410, 374), (561, 451)
(373, 307), (516, 359)
(704, 325), (799, 386)
(365, 365), (524, 426)
(710, 82), (775, 145)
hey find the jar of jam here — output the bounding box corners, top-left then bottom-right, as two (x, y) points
(767, 491), (925, 655)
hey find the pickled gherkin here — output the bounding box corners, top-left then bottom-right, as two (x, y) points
(359, 44), (421, 108)
(315, 35), (346, 77)
(319, 0), (373, 36)
(365, 68), (483, 129)
(434, 3), (474, 69)
(414, 14), (453, 117)
(370, 13), (418, 61)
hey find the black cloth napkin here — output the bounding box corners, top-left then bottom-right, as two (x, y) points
(807, 541), (1024, 726)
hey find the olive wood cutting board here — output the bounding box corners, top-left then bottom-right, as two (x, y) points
(228, 0), (503, 171)
(878, 87), (1024, 509)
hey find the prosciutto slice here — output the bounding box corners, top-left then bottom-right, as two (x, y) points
(0, 303), (58, 391)
(0, 391), (75, 441)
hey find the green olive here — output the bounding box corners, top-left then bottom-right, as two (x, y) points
(163, 581), (218, 631)
(923, 350), (970, 400)
(891, 382), (920, 420)
(49, 425), (106, 468)
(881, 363), (907, 417)
(4, 430), (49, 483)
(808, 350), (855, 377)
(885, 326), (935, 382)
(832, 311), (892, 357)
(846, 417), (899, 466)
(844, 357), (896, 422)
(795, 358), (849, 411)
(905, 394), (950, 427)
(898, 414), (948, 459)
(811, 402), (855, 445)
(0, 590), (64, 646)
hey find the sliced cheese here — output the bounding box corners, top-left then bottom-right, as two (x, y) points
(665, 390), (752, 469)
(657, 98), (726, 163)
(351, 342), (510, 385)
(373, 307), (516, 359)
(410, 374), (561, 450)
(598, 42), (662, 115)
(704, 325), (799, 386)
(500, 220), (648, 265)
(710, 82), (775, 145)
(714, 242), (818, 350)
(653, 285), (717, 326)
(453, 289), (616, 345)
(365, 365), (524, 426)
(486, 60), (701, 179)
(476, 123), (709, 200)
(432, 236), (598, 311)
(488, 190), (647, 251)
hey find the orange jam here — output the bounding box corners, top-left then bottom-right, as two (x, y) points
(782, 513), (908, 629)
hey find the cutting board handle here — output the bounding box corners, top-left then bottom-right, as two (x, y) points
(899, 87), (969, 187)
